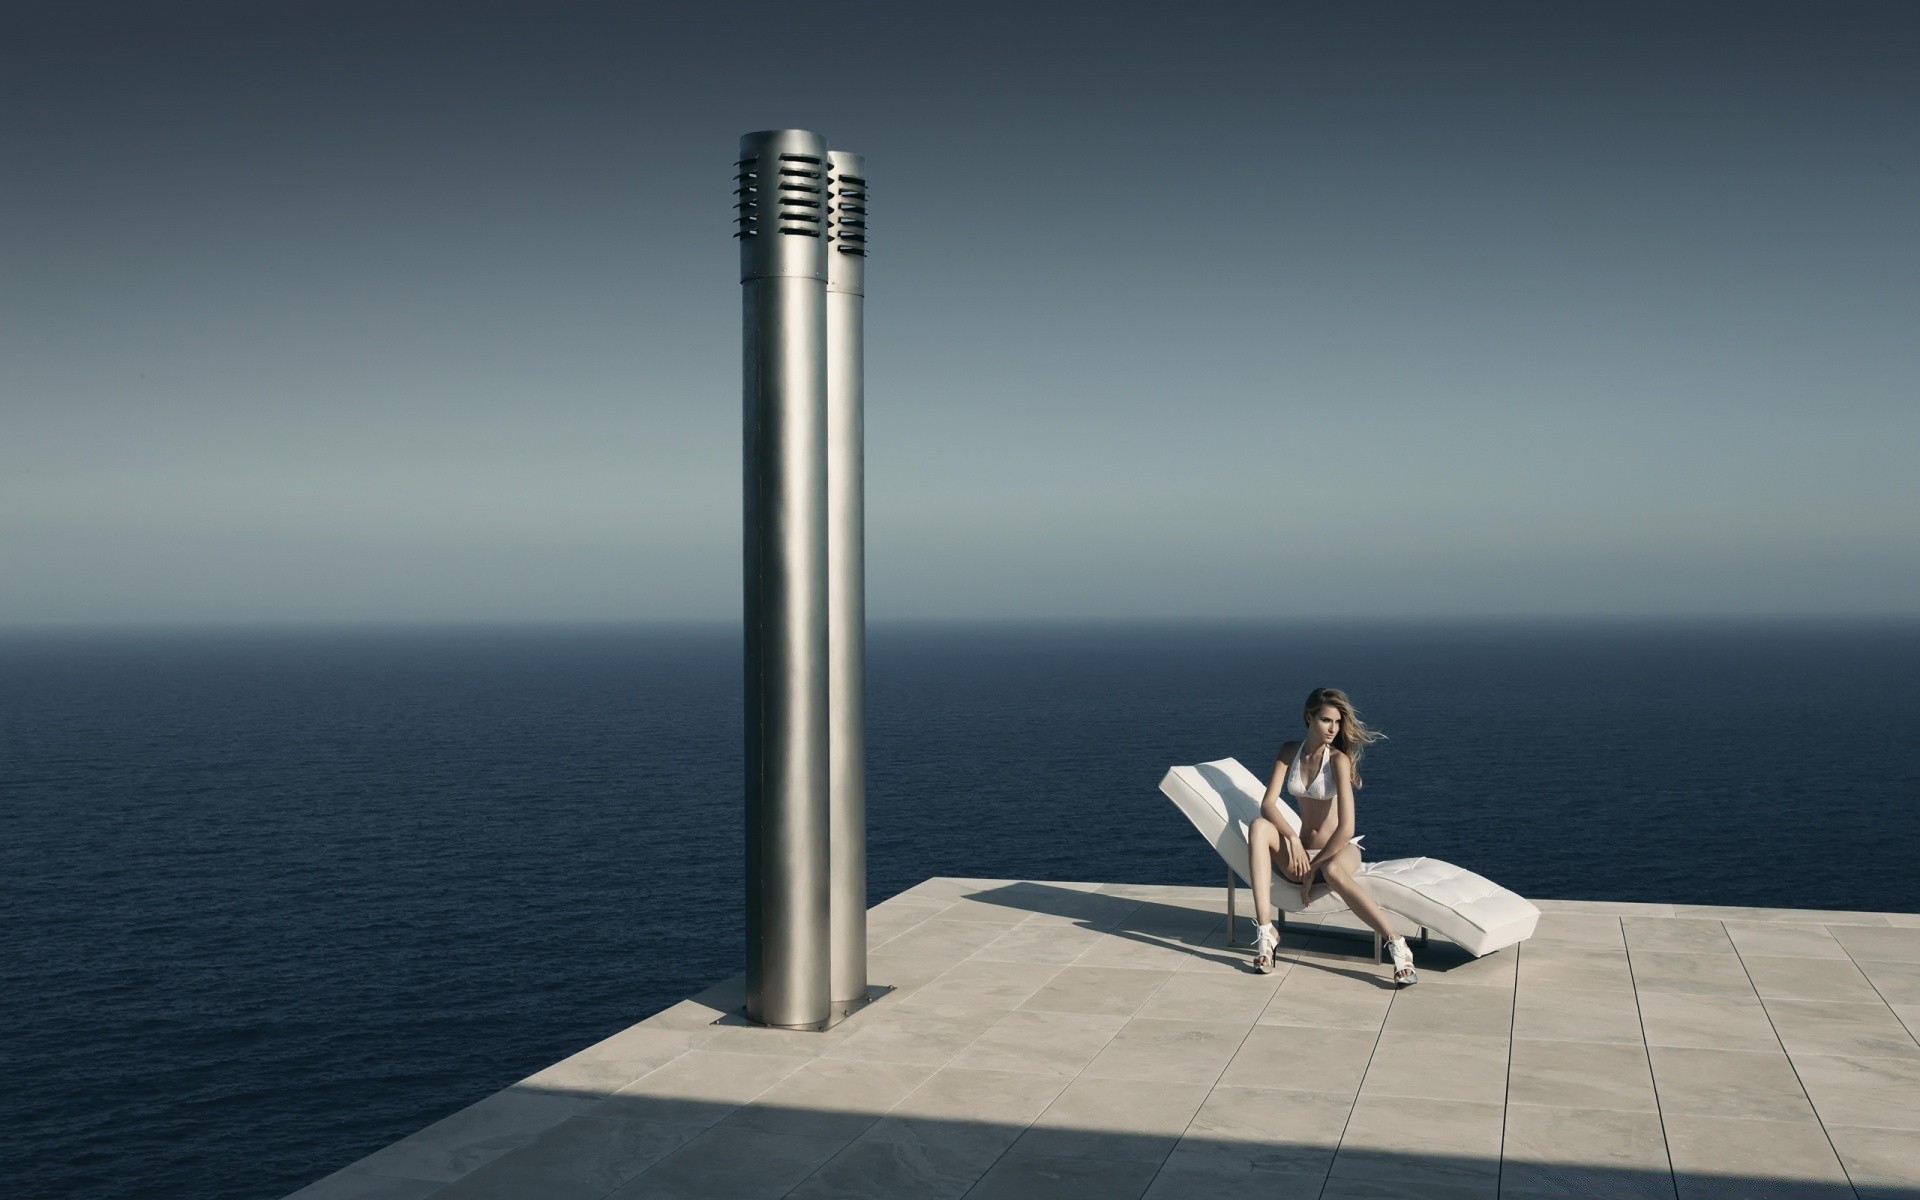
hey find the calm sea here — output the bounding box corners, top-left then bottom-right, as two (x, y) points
(3, 620), (1917, 1199)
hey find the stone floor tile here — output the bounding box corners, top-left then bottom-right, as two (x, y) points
(1626, 951), (1758, 999)
(1217, 1023), (1378, 1096)
(369, 1088), (600, 1183)
(1661, 1113), (1854, 1199)
(430, 1115), (694, 1200)
(894, 876), (1007, 903)
(698, 1018), (852, 1060)
(1080, 1016), (1249, 1085)
(1135, 968), (1284, 1024)
(1141, 1145), (1330, 1200)
(1381, 979), (1514, 1039)
(783, 1115), (1004, 1200)
(1764, 997), (1920, 1059)
(946, 1008), (1127, 1076)
(871, 917), (1010, 959)
(935, 895), (1044, 925)
(1532, 911), (1626, 947)
(1645, 1046), (1817, 1122)
(963, 1152), (1160, 1200)
(1178, 926), (1284, 975)
(1513, 984), (1644, 1045)
(1499, 1105), (1674, 1199)
(1017, 964), (1173, 1017)
(1538, 900), (1675, 916)
(1415, 945), (1520, 989)
(1296, 935), (1401, 976)
(592, 1050), (813, 1128)
(1167, 936), (1259, 975)
(1178, 1085), (1352, 1175)
(1791, 1052), (1920, 1129)
(611, 1126), (845, 1200)
(517, 1026), (715, 1097)
(1192, 940), (1307, 977)
(1858, 959), (1920, 1004)
(1723, 921), (1849, 960)
(973, 921), (1110, 964)
(861, 950), (955, 995)
(1884, 912), (1920, 928)
(888, 1065), (1068, 1124)
(1508, 1038), (1656, 1112)
(529, 1021), (721, 1098)
(1670, 905), (1887, 925)
(1741, 954), (1883, 1003)
(1359, 1032), (1509, 1104)
(1101, 882), (1216, 901)
(1620, 918), (1735, 956)
(1013, 1076), (1211, 1163)
(1097, 926), (1225, 971)
(1259, 963), (1395, 1031)
(893, 957), (1061, 1018)
(640, 997), (741, 1034)
(1327, 1095), (1504, 1192)
(282, 1168), (443, 1200)
(1635, 990), (1779, 1052)
(715, 1057), (934, 1140)
(1831, 924), (1920, 963)
(1322, 1177), (1497, 1200)
(1022, 908), (1143, 934)
(964, 879), (1119, 911)
(1518, 943), (1635, 993)
(1897, 1004), (1920, 1041)
(1825, 1123), (1920, 1197)
(823, 1007), (1000, 1067)
(1117, 899), (1225, 936)
(685, 974), (747, 1014)
(867, 901), (951, 943)
(868, 892), (953, 917)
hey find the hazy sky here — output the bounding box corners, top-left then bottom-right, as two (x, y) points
(4, 1), (1915, 625)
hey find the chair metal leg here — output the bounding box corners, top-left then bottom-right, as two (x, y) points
(1225, 866), (1242, 947)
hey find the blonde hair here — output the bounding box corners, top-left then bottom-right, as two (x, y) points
(1302, 687), (1384, 789)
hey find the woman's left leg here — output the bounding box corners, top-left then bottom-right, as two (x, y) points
(1316, 845), (1397, 942)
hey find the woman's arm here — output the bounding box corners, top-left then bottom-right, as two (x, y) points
(1261, 743), (1303, 837)
(1263, 744), (1311, 884)
(1306, 751), (1358, 870)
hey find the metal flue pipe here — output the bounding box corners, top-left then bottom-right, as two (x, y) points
(737, 129), (832, 1029)
(825, 151), (868, 1009)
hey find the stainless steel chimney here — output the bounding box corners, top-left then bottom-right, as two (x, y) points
(825, 151), (868, 1009)
(737, 129), (832, 1029)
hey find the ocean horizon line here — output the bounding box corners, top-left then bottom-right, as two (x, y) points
(3, 612), (1918, 640)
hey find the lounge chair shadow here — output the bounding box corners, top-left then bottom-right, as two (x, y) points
(1081, 920), (1247, 971)
(953, 881), (1250, 971)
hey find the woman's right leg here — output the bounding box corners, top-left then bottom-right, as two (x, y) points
(1247, 818), (1285, 972)
(1248, 818), (1281, 927)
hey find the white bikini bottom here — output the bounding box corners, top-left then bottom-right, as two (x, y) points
(1280, 834), (1365, 882)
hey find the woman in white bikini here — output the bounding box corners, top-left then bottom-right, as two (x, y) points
(1247, 687), (1417, 985)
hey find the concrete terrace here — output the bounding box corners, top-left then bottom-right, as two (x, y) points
(289, 879), (1920, 1200)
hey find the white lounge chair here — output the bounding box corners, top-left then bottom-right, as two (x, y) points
(1159, 757), (1539, 961)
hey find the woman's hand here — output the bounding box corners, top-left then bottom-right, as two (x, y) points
(1299, 857), (1318, 907)
(1284, 837), (1310, 882)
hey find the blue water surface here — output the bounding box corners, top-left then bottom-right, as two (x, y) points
(2, 620), (1916, 1199)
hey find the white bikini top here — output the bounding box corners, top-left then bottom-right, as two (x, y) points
(1286, 742), (1337, 802)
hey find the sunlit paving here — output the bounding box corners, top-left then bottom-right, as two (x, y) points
(286, 879), (1920, 1200)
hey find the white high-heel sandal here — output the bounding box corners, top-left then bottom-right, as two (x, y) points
(1253, 922), (1279, 974)
(1386, 935), (1417, 986)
